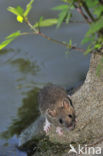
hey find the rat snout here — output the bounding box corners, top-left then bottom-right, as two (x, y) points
(66, 122), (75, 130)
(65, 117), (76, 130)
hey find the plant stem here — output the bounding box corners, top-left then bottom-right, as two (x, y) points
(21, 32), (33, 35)
(39, 32), (85, 52)
(74, 3), (92, 24)
(24, 18), (85, 53)
(24, 17), (39, 34)
(81, 1), (95, 22)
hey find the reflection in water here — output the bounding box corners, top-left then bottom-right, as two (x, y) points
(0, 48), (14, 55)
(0, 136), (27, 156)
(0, 48), (40, 77)
(1, 87), (40, 139)
(0, 48), (41, 91)
(10, 58), (40, 75)
(0, 48), (40, 155)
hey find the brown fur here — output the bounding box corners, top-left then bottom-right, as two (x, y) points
(38, 84), (76, 130)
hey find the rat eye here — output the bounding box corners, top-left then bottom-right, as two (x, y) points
(59, 118), (63, 124)
(68, 114), (72, 118)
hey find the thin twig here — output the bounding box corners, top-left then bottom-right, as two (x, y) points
(39, 32), (85, 52)
(23, 18), (85, 53)
(81, 1), (95, 22)
(24, 17), (39, 34)
(21, 32), (33, 35)
(74, 3), (92, 24)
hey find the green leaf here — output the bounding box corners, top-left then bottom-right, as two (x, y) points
(16, 6), (24, 15)
(0, 39), (13, 50)
(17, 15), (23, 23)
(57, 9), (68, 28)
(8, 6), (24, 16)
(86, 17), (103, 36)
(0, 31), (21, 50)
(84, 44), (93, 55)
(65, 12), (71, 24)
(6, 31), (21, 39)
(8, 7), (20, 16)
(94, 43), (102, 49)
(81, 35), (95, 44)
(62, 0), (72, 3)
(8, 6), (24, 23)
(39, 16), (44, 23)
(53, 3), (73, 28)
(52, 5), (68, 11)
(94, 5), (103, 17)
(34, 18), (58, 28)
(85, 0), (98, 8)
(69, 40), (72, 48)
(24, 0), (34, 17)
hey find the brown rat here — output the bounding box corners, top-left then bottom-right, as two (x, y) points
(38, 84), (76, 135)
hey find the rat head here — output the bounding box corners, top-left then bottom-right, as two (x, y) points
(47, 97), (76, 130)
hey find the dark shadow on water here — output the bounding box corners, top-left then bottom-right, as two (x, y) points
(0, 48), (40, 76)
(0, 135), (27, 156)
(10, 58), (40, 75)
(0, 48), (15, 55)
(0, 50), (41, 155)
(0, 87), (40, 139)
(0, 47), (41, 140)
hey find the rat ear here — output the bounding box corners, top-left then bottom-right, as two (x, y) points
(47, 109), (56, 117)
(62, 98), (71, 109)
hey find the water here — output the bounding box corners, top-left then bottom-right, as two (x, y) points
(0, 0), (90, 155)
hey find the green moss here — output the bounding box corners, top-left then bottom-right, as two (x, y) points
(19, 136), (73, 156)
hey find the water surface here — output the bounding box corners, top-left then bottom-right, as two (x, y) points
(0, 0), (90, 155)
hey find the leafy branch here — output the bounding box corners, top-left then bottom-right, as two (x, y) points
(0, 0), (85, 53)
(24, 17), (85, 52)
(0, 0), (103, 56)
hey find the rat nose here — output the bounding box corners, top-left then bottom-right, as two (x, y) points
(66, 122), (75, 130)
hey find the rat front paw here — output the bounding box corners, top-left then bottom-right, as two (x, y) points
(44, 124), (50, 133)
(56, 127), (64, 136)
(44, 118), (51, 134)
